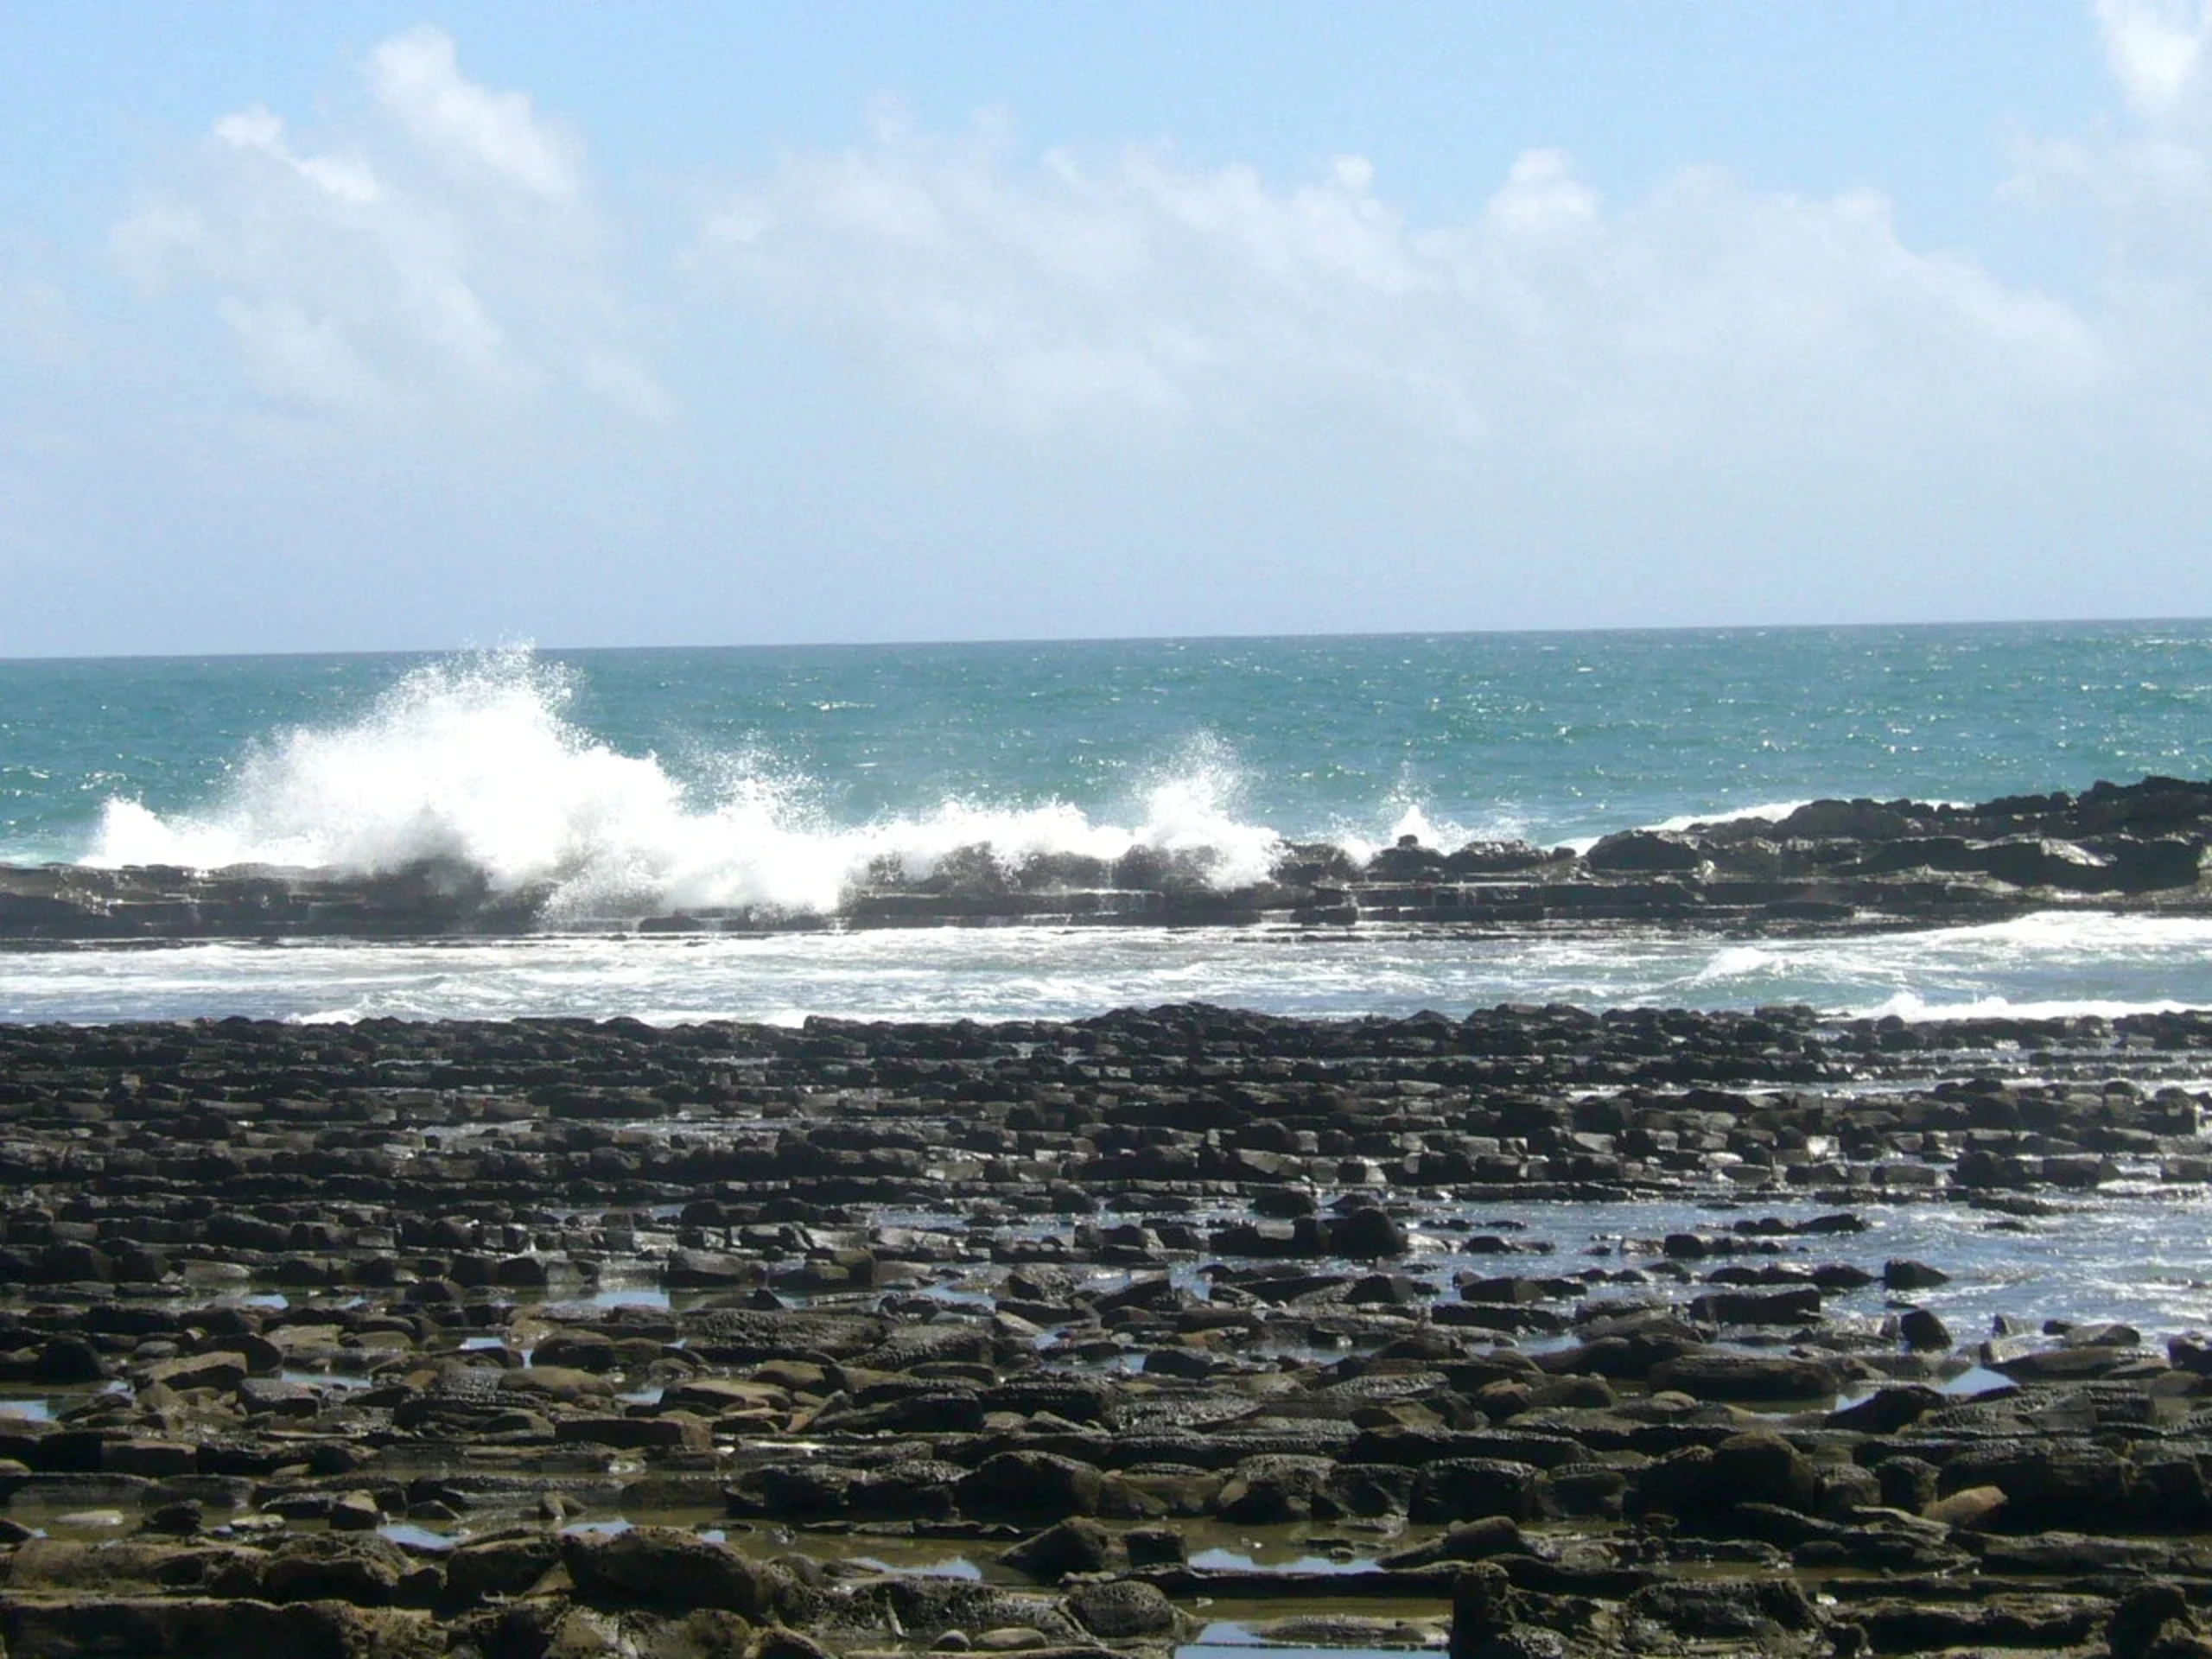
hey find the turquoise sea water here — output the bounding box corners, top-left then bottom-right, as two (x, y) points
(4, 622), (2212, 1023)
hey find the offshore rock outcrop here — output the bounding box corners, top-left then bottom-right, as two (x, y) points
(0, 1008), (2210, 1653)
(0, 858), (549, 944)
(5, 775), (2212, 943)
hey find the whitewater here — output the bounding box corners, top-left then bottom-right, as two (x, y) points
(79, 652), (1297, 917)
(5, 623), (2212, 1024)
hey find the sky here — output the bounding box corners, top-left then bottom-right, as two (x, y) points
(3, 2), (2211, 656)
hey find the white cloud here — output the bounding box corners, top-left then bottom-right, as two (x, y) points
(696, 119), (2099, 448)
(2097, 0), (2212, 121)
(213, 105), (382, 205)
(108, 28), (659, 429)
(2018, 2), (2212, 213)
(21, 5), (2212, 653)
(366, 27), (580, 201)
(2006, 1), (2212, 447)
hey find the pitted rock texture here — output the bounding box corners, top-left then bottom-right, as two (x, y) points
(0, 1007), (2207, 1656)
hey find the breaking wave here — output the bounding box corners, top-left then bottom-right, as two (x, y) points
(82, 650), (1317, 917)
(1857, 989), (2196, 1023)
(1662, 912), (2212, 1023)
(1642, 799), (1815, 835)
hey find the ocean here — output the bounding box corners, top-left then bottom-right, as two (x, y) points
(4, 620), (2212, 1026)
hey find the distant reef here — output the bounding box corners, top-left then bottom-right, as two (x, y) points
(5, 776), (2212, 944)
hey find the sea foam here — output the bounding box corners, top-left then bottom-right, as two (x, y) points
(85, 650), (1293, 917)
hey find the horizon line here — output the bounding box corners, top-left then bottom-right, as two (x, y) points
(6, 612), (2210, 668)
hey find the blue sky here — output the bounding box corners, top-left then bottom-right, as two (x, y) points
(3, 3), (2207, 654)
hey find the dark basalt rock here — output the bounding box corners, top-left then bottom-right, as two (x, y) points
(1624, 1577), (1818, 1639)
(559, 1525), (772, 1614)
(957, 1452), (1105, 1519)
(0, 1007), (2202, 1657)
(1409, 1459), (1541, 1523)
(1000, 1517), (1121, 1583)
(1066, 1579), (1176, 1638)
(257, 1533), (410, 1605)
(1938, 1439), (2139, 1529)
(1584, 830), (1705, 874)
(1644, 1351), (1841, 1403)
(8, 772), (2212, 941)
(0, 1599), (440, 1659)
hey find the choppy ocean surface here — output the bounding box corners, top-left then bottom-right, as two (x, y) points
(4, 622), (2212, 1025)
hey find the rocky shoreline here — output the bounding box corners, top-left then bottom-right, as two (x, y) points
(2, 1007), (2212, 1655)
(6, 775), (2212, 944)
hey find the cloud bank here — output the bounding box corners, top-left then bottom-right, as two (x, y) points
(705, 123), (2101, 447)
(9, 9), (2212, 652)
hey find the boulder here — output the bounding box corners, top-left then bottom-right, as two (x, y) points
(1645, 1351), (1840, 1403)
(1853, 1594), (2106, 1653)
(1774, 800), (1911, 840)
(1940, 1440), (2136, 1529)
(258, 1533), (410, 1605)
(664, 1249), (760, 1288)
(958, 1452), (1104, 1519)
(1709, 1431), (1819, 1515)
(1635, 1446), (1717, 1520)
(1068, 1580), (1176, 1639)
(142, 1351), (248, 1394)
(1448, 1562), (1555, 1659)
(1625, 1579), (1818, 1640)
(1876, 1456), (1940, 1514)
(1217, 1455), (1338, 1524)
(555, 1413), (711, 1451)
(1325, 1207), (1408, 1260)
(1688, 1287), (1821, 1325)
(1319, 1461), (1416, 1518)
(1585, 831), (1704, 873)
(1409, 1459), (1540, 1523)
(1379, 1516), (1525, 1567)
(755, 1625), (838, 1659)
(532, 1331), (620, 1372)
(1899, 1307), (1952, 1351)
(1925, 1484), (2009, 1529)
(2110, 1583), (2202, 1659)
(559, 1525), (772, 1615)
(36, 1336), (107, 1383)
(444, 1530), (562, 1603)
(1883, 1258), (1950, 1291)
(1829, 1385), (1944, 1433)
(1000, 1517), (1120, 1583)
(2099, 836), (2205, 893)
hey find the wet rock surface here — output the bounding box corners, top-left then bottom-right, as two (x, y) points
(8, 775), (2212, 941)
(0, 1005), (2211, 1654)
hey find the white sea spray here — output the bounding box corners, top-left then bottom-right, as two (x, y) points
(84, 649), (1296, 916)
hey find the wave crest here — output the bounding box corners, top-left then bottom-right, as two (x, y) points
(85, 650), (1292, 917)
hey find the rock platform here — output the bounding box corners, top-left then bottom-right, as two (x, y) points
(6, 775), (2212, 942)
(1, 1007), (2211, 1653)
